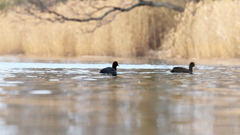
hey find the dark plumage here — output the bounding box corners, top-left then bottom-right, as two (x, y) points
(100, 61), (119, 76)
(171, 62), (195, 74)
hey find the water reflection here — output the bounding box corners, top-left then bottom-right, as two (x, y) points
(0, 61), (239, 135)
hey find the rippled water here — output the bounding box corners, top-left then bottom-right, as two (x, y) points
(0, 59), (240, 135)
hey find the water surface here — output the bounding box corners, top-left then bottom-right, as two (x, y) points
(0, 59), (240, 135)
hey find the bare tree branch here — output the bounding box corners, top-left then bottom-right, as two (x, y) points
(23, 0), (184, 23)
(13, 0), (185, 32)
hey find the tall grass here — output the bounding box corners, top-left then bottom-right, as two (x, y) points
(161, 0), (240, 58)
(0, 0), (182, 57)
(0, 9), (148, 57)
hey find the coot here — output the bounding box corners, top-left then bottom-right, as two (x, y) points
(171, 62), (195, 74)
(100, 61), (119, 76)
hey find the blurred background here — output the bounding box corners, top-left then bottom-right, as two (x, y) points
(1, 0), (238, 59)
(1, 1), (240, 135)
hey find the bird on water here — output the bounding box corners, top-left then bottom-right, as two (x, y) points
(100, 61), (119, 76)
(171, 62), (195, 74)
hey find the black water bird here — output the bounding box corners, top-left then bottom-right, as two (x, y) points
(171, 62), (195, 74)
(100, 61), (119, 76)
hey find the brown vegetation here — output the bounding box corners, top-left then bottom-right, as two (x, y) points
(161, 0), (240, 58)
(0, 0), (182, 57)
(6, 0), (239, 59)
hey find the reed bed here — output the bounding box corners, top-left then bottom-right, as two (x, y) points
(0, 0), (180, 57)
(161, 0), (240, 58)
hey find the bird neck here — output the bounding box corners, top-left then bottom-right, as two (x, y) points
(189, 65), (193, 73)
(112, 65), (117, 70)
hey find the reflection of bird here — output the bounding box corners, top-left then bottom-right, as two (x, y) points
(171, 62), (195, 74)
(100, 61), (119, 76)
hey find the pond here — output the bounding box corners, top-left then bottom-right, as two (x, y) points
(0, 57), (240, 135)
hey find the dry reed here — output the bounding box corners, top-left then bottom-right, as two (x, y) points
(161, 0), (240, 58)
(0, 0), (181, 58)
